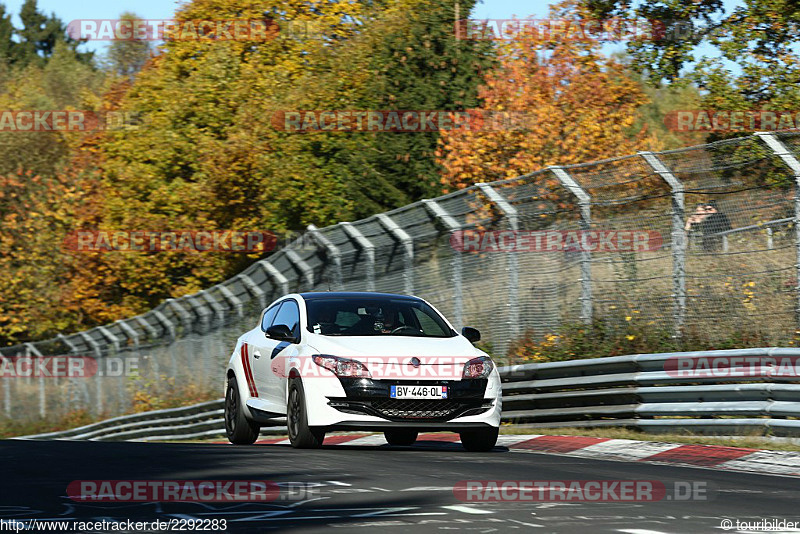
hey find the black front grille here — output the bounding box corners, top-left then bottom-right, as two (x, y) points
(371, 399), (463, 419)
(327, 398), (492, 421)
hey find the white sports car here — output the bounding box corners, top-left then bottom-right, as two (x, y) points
(224, 292), (502, 451)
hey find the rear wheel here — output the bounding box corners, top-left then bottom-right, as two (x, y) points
(459, 427), (498, 452)
(225, 375), (259, 445)
(384, 429), (418, 446)
(287, 380), (325, 448)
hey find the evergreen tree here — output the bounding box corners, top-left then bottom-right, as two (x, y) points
(12, 0), (93, 67)
(0, 4), (14, 66)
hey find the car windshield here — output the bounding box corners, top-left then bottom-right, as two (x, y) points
(305, 297), (456, 337)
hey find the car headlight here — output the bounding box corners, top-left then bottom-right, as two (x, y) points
(312, 354), (371, 378)
(462, 356), (493, 379)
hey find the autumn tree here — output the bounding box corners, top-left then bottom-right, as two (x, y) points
(437, 2), (659, 190)
(580, 0), (800, 138)
(0, 42), (103, 177)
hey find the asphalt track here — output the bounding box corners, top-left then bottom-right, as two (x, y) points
(2, 437), (799, 533)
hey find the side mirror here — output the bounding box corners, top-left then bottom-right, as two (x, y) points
(266, 324), (295, 343)
(462, 326), (481, 343)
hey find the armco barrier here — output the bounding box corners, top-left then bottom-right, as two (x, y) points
(499, 347), (800, 436)
(16, 348), (800, 440)
(16, 399), (286, 442)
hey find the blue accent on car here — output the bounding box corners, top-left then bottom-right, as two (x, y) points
(271, 341), (290, 359)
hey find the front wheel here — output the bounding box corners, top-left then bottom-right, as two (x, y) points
(459, 427), (498, 452)
(225, 375), (259, 445)
(384, 429), (418, 446)
(287, 379), (325, 449)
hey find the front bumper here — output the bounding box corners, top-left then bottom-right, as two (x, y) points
(302, 372), (502, 429)
(329, 378), (492, 422)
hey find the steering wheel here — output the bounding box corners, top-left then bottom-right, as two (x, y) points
(390, 325), (420, 334)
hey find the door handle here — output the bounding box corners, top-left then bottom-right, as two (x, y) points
(253, 350), (261, 359)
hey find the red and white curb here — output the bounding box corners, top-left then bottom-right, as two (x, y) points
(237, 433), (800, 477)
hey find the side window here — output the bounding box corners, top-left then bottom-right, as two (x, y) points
(260, 305), (280, 331)
(272, 300), (301, 339)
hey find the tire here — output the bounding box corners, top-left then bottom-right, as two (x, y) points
(225, 375), (259, 445)
(287, 379), (325, 449)
(384, 429), (418, 446)
(459, 427), (498, 452)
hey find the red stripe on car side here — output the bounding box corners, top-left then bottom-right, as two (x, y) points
(240, 343), (258, 397)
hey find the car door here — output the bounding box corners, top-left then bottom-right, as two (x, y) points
(252, 299), (301, 410)
(239, 303), (280, 401)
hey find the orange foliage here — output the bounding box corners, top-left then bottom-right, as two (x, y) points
(437, 1), (660, 192)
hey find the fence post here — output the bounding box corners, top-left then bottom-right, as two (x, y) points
(115, 319), (140, 348)
(640, 151), (686, 337)
(96, 326), (124, 414)
(152, 310), (176, 339)
(285, 249), (315, 290)
(57, 333), (79, 355)
(377, 213), (414, 295)
(133, 316), (159, 342)
(57, 333), (88, 412)
(422, 199), (463, 328)
(114, 319), (140, 416)
(476, 183), (519, 339)
(340, 222), (376, 291)
(257, 260), (289, 298)
(757, 132), (800, 328)
(97, 326), (121, 353)
(216, 285), (244, 317)
(1, 348), (10, 418)
(2, 369), (8, 418)
(549, 167), (593, 325)
(236, 274), (267, 309)
(79, 331), (103, 416)
(25, 343), (45, 418)
(166, 299), (193, 335)
(198, 290), (227, 326)
(185, 294), (213, 332)
(308, 224), (343, 290)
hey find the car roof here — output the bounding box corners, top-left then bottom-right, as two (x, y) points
(299, 291), (421, 301)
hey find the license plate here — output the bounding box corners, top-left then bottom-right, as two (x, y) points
(390, 385), (448, 399)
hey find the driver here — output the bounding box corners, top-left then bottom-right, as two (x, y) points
(378, 308), (398, 334)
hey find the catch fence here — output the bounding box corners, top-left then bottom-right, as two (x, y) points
(3, 131), (800, 424)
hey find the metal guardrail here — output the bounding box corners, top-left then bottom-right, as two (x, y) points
(16, 347), (800, 440)
(498, 347), (800, 436)
(15, 399), (287, 442)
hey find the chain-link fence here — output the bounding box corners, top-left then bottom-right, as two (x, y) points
(3, 131), (800, 425)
